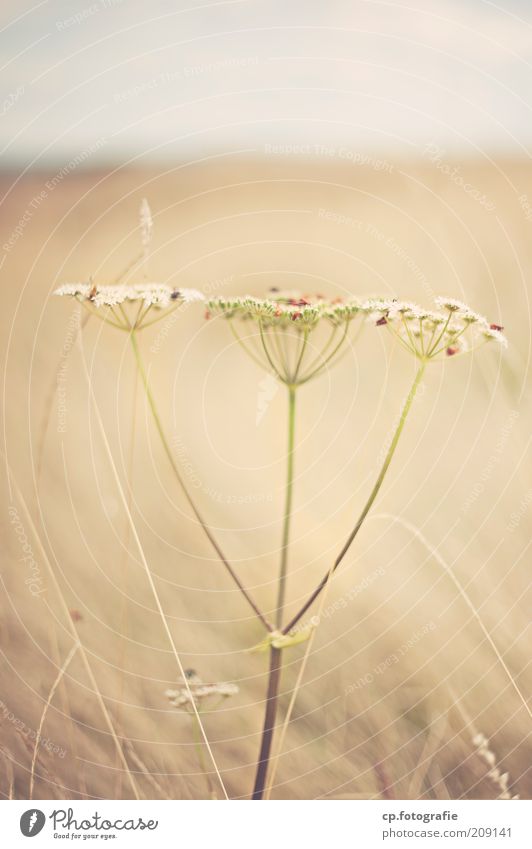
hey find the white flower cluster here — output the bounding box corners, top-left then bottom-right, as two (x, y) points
(207, 290), (507, 355)
(165, 671), (239, 711)
(207, 291), (364, 330)
(54, 282), (204, 309)
(472, 733), (519, 800)
(374, 295), (508, 360)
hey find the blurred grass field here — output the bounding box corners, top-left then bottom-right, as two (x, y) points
(0, 156), (530, 799)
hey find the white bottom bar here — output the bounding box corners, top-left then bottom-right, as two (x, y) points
(2, 799), (530, 848)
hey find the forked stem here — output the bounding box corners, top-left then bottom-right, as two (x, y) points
(284, 361), (427, 634)
(129, 331), (272, 632)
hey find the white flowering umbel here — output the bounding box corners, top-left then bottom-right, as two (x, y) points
(54, 282), (204, 331)
(472, 733), (519, 800)
(373, 296), (507, 361)
(165, 670), (239, 712)
(207, 290), (369, 386)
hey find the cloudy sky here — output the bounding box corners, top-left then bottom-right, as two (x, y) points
(1, 0), (532, 167)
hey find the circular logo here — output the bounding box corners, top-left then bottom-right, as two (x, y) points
(20, 810), (46, 837)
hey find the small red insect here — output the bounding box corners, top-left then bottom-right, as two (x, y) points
(490, 323), (504, 332)
(291, 311), (302, 321)
(446, 346), (459, 356)
(376, 316), (387, 326)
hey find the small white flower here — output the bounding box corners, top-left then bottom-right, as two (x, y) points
(165, 672), (239, 712)
(434, 296), (471, 313)
(54, 282), (92, 298)
(93, 285), (136, 307)
(481, 327), (508, 348)
(472, 731), (517, 799)
(54, 282), (204, 329)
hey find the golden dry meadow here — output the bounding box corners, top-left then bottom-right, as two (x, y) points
(0, 156), (530, 800)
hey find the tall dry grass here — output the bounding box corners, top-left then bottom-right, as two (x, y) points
(0, 157), (530, 799)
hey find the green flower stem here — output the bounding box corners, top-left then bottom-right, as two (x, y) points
(252, 384), (297, 800)
(276, 385), (297, 628)
(129, 330), (273, 632)
(191, 712), (216, 798)
(283, 360), (426, 635)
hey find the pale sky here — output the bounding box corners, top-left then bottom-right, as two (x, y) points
(1, 0), (532, 167)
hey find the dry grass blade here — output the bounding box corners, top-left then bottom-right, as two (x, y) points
(121, 737), (168, 799)
(29, 641), (79, 799)
(3, 455), (142, 800)
(264, 552), (338, 799)
(373, 513), (531, 720)
(36, 307), (89, 485)
(408, 713), (449, 799)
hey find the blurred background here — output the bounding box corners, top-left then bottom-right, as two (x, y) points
(0, 0), (530, 800)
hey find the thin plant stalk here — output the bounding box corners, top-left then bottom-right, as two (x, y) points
(29, 642), (79, 799)
(115, 367), (138, 798)
(276, 385), (297, 627)
(128, 330), (273, 632)
(252, 384), (298, 800)
(264, 533), (339, 799)
(375, 512), (531, 719)
(251, 646), (282, 799)
(191, 713), (216, 799)
(284, 361), (426, 635)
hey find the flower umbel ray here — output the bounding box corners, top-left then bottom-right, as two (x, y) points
(207, 289), (372, 386)
(370, 295), (508, 361)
